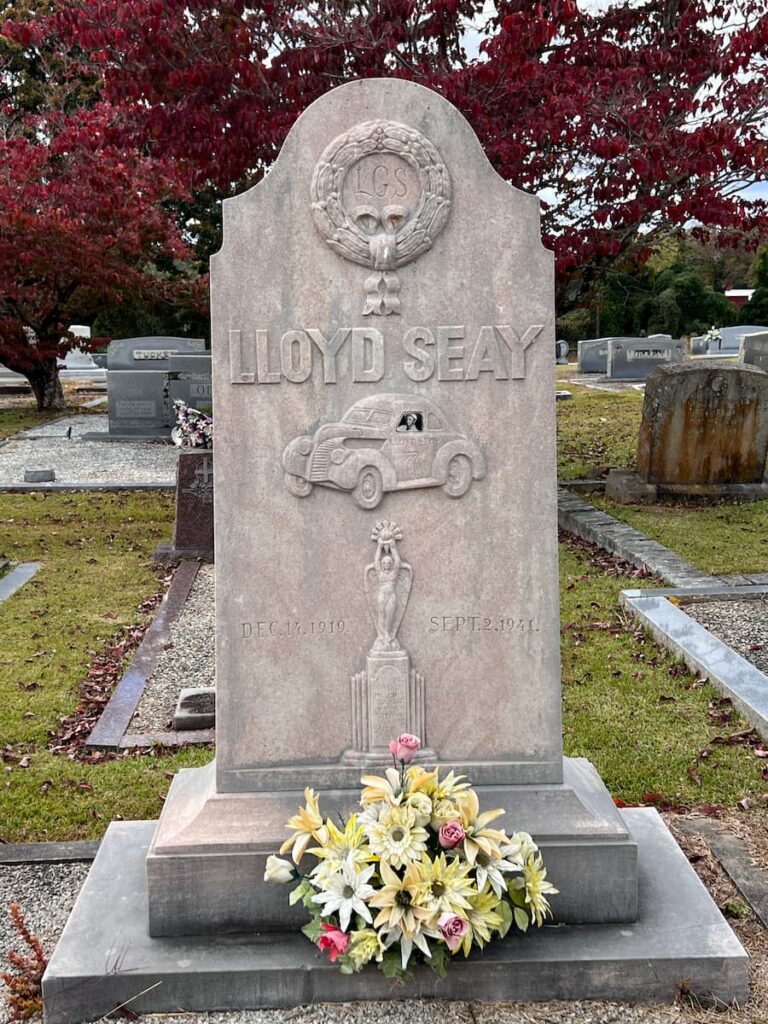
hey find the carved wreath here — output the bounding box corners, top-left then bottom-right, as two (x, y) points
(310, 120), (452, 315)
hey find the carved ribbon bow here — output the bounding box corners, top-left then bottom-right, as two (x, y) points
(353, 205), (409, 316)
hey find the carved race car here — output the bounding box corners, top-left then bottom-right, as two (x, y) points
(282, 394), (486, 510)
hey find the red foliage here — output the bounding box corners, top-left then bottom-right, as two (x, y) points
(25, 0), (768, 308)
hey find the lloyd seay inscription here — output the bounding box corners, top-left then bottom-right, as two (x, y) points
(229, 323), (543, 385)
(282, 393), (485, 509)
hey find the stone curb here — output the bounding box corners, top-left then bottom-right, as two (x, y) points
(86, 561), (202, 749)
(557, 487), (719, 587)
(674, 818), (768, 929)
(620, 584), (768, 740)
(0, 561), (41, 603)
(0, 841), (98, 865)
(0, 482), (174, 492)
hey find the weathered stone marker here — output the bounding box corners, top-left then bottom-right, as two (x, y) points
(43, 79), (748, 1021)
(637, 363), (768, 487)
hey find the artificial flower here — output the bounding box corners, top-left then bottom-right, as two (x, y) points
(346, 928), (386, 970)
(360, 767), (403, 807)
(522, 853), (558, 927)
(454, 789), (506, 866)
(369, 860), (432, 937)
(404, 790), (433, 827)
(438, 912), (469, 951)
(279, 787), (328, 864)
(310, 814), (370, 880)
(317, 923), (349, 963)
(366, 805), (429, 869)
(311, 855), (376, 932)
(438, 820), (465, 849)
(412, 851), (476, 917)
(263, 855), (295, 884)
(388, 733), (421, 763)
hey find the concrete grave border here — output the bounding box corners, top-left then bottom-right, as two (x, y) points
(620, 584), (768, 740)
(0, 561), (41, 603)
(86, 560), (214, 750)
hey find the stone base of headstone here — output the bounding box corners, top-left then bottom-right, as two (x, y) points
(41, 807), (747, 1023)
(605, 470), (658, 505)
(154, 450), (214, 562)
(142, 757), (638, 938)
(174, 687), (216, 730)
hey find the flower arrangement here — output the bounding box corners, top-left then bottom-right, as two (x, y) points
(704, 326), (722, 351)
(171, 399), (213, 449)
(264, 734), (557, 978)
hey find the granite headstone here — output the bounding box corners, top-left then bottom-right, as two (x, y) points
(577, 337), (614, 373)
(740, 330), (768, 373)
(607, 337), (684, 379)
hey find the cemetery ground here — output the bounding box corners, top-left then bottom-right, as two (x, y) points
(1, 387), (767, 1022)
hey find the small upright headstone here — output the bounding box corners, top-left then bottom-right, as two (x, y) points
(556, 339), (569, 364)
(637, 364), (768, 486)
(707, 325), (768, 353)
(607, 337), (684, 380)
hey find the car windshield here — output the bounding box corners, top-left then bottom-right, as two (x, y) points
(343, 407), (391, 426)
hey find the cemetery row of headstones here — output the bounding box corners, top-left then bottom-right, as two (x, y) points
(577, 326), (768, 380)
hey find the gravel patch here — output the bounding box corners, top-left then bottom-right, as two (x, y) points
(684, 596), (768, 676)
(15, 415), (107, 438)
(129, 565), (215, 732)
(0, 434), (179, 485)
(0, 861), (90, 961)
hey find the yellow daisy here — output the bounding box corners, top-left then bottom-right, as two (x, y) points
(366, 804), (429, 869)
(412, 852), (476, 917)
(360, 767), (403, 807)
(369, 860), (433, 936)
(523, 853), (558, 926)
(309, 814), (371, 880)
(459, 885), (505, 956)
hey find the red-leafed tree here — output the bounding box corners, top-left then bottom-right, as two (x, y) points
(9, 0), (768, 360)
(0, 9), (195, 409)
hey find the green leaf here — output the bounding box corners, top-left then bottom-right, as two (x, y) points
(301, 917), (323, 944)
(428, 941), (450, 978)
(380, 949), (413, 982)
(497, 899), (514, 939)
(289, 880), (312, 907)
(514, 907), (529, 933)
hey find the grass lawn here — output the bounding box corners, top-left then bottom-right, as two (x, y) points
(0, 491), (208, 842)
(0, 408), (64, 440)
(0, 490), (765, 842)
(555, 374), (768, 575)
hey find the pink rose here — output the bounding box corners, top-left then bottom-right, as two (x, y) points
(438, 912), (469, 951)
(438, 820), (465, 849)
(388, 733), (421, 763)
(318, 922), (349, 962)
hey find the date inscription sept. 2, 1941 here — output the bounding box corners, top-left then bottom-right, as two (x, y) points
(239, 614), (537, 640)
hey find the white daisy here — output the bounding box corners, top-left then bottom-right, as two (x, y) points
(311, 854), (375, 931)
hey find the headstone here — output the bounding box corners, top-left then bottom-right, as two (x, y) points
(106, 336), (205, 370)
(690, 335), (708, 355)
(155, 450), (214, 562)
(101, 338), (206, 439)
(556, 339), (569, 364)
(706, 325), (768, 353)
(168, 353), (213, 411)
(61, 325), (97, 370)
(145, 76), (638, 937)
(740, 330), (768, 373)
(43, 79), (748, 1021)
(637, 364), (768, 485)
(577, 336), (615, 372)
(607, 337), (684, 379)
(23, 468), (55, 482)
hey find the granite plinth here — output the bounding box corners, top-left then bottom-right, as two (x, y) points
(145, 757), (638, 936)
(42, 808), (748, 1024)
(606, 338), (684, 380)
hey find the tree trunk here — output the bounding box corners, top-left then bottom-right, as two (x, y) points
(26, 358), (66, 411)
